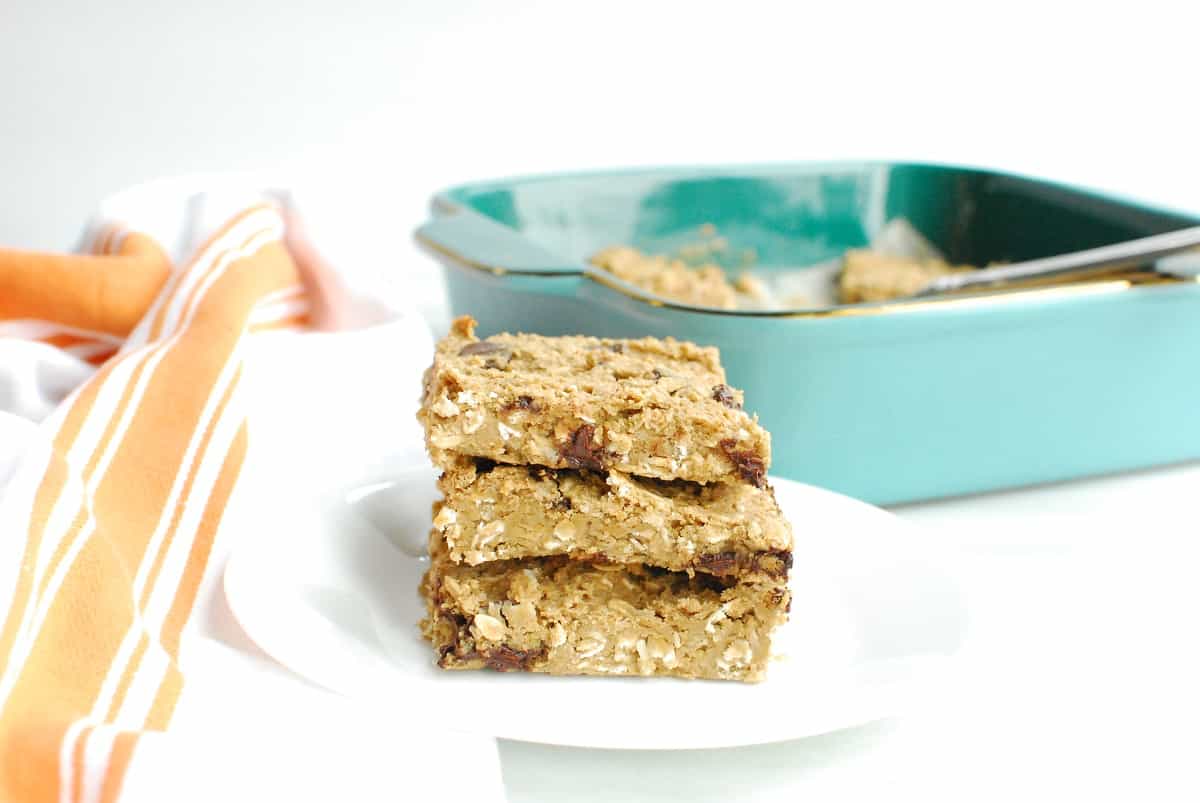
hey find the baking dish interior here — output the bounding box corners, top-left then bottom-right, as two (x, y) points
(442, 163), (1197, 283)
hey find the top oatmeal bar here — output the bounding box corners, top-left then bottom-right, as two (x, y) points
(419, 317), (771, 485)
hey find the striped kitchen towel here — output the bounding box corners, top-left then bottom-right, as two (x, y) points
(0, 200), (310, 802)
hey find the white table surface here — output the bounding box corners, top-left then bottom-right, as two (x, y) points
(181, 385), (1200, 802)
(221, 304), (1200, 803)
(495, 462), (1200, 803)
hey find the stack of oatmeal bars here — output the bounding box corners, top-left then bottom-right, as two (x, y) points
(417, 316), (793, 682)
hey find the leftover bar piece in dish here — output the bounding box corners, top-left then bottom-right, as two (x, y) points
(418, 316), (771, 486)
(435, 456), (792, 581)
(590, 245), (739, 309)
(838, 249), (973, 303)
(420, 538), (790, 682)
(590, 245), (772, 310)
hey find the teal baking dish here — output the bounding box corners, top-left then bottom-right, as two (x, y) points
(415, 163), (1200, 504)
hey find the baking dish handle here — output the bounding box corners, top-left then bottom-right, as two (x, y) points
(414, 209), (583, 276)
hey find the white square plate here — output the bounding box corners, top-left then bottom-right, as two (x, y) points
(224, 464), (968, 750)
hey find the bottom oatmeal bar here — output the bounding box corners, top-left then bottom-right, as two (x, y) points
(420, 536), (790, 682)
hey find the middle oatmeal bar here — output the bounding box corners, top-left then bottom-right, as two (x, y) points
(418, 316), (771, 486)
(434, 457), (792, 581)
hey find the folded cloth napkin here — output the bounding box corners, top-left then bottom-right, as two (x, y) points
(0, 181), (502, 803)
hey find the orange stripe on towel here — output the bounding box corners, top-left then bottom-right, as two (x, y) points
(0, 203), (308, 803)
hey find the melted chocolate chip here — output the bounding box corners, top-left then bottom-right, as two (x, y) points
(553, 495), (573, 511)
(436, 613), (473, 663)
(719, 438), (766, 487)
(696, 551), (739, 576)
(458, 341), (508, 357)
(712, 384), (741, 409)
(560, 424), (607, 471)
(456, 645), (546, 672)
(473, 457), (498, 475)
(480, 646), (544, 672)
(695, 573), (735, 593)
(694, 549), (791, 579)
(609, 343), (625, 353)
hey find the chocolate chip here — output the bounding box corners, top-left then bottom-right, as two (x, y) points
(712, 384), (741, 409)
(695, 573), (735, 593)
(560, 424), (607, 471)
(502, 395), (538, 413)
(458, 341), (508, 357)
(691, 549), (789, 581)
(609, 343), (624, 353)
(473, 457), (498, 475)
(482, 651), (521, 672)
(463, 645), (547, 672)
(696, 551), (739, 576)
(719, 438), (766, 487)
(553, 495), (572, 511)
(436, 613), (473, 664)
(649, 369), (663, 381)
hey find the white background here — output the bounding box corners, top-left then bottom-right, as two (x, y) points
(4, 1), (1200, 800)
(4, 0), (1200, 307)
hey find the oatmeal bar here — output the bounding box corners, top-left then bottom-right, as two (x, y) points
(435, 457), (792, 581)
(419, 317), (771, 486)
(590, 245), (739, 309)
(839, 249), (973, 303)
(420, 537), (790, 682)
